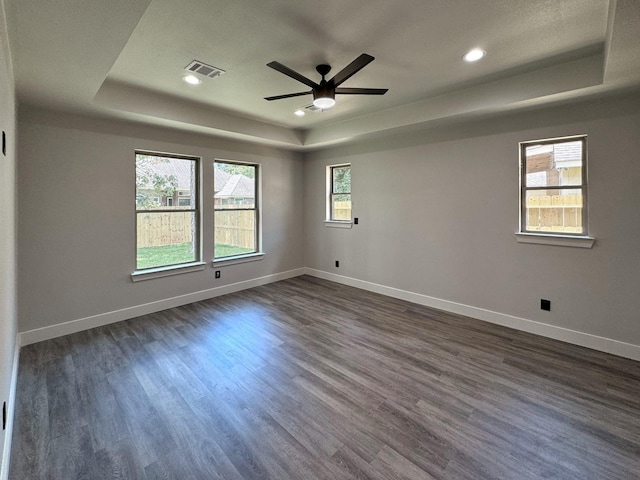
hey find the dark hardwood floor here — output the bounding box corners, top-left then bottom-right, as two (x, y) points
(10, 275), (640, 479)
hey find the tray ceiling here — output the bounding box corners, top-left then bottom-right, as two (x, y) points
(7, 0), (640, 149)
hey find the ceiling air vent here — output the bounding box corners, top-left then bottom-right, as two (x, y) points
(185, 60), (226, 79)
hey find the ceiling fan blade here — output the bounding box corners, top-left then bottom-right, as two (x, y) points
(264, 91), (312, 101)
(266, 61), (319, 89)
(335, 87), (388, 95)
(330, 53), (375, 87)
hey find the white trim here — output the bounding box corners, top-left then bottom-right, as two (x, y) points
(131, 262), (206, 282)
(20, 268), (305, 346)
(324, 221), (352, 229)
(304, 268), (640, 362)
(515, 232), (595, 248)
(213, 252), (264, 267)
(0, 334), (20, 480)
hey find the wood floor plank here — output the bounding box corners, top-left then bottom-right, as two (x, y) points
(370, 444), (439, 480)
(10, 275), (640, 479)
(46, 425), (98, 480)
(105, 368), (177, 469)
(94, 440), (147, 480)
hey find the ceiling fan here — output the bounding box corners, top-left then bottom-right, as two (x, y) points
(264, 53), (388, 109)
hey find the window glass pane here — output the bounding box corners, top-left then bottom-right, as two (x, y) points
(524, 189), (584, 234)
(215, 210), (256, 258)
(332, 194), (351, 220)
(332, 166), (351, 194)
(136, 154), (196, 210)
(136, 212), (197, 269)
(524, 141), (583, 187)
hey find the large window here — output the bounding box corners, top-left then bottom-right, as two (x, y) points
(328, 164), (351, 221)
(214, 160), (259, 259)
(135, 152), (199, 270)
(520, 136), (587, 235)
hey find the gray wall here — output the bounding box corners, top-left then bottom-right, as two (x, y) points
(0, 0), (17, 472)
(18, 109), (304, 333)
(304, 96), (640, 347)
(12, 85), (640, 358)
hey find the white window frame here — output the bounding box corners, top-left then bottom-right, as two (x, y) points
(325, 163), (352, 228)
(213, 159), (263, 264)
(516, 135), (594, 248)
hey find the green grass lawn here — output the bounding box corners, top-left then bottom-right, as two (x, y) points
(137, 242), (195, 270)
(215, 244), (254, 258)
(137, 242), (254, 269)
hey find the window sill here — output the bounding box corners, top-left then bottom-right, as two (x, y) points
(324, 220), (352, 229)
(213, 252), (264, 267)
(515, 232), (595, 248)
(131, 261), (206, 282)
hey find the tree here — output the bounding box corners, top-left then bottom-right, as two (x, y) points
(333, 165), (351, 195)
(215, 162), (255, 179)
(136, 155), (178, 209)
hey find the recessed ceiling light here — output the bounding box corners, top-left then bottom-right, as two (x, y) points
(294, 109), (305, 117)
(182, 74), (202, 85)
(463, 48), (486, 62)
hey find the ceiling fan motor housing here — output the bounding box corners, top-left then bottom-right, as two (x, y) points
(313, 83), (335, 102)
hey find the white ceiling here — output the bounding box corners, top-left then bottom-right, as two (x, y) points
(6, 0), (640, 149)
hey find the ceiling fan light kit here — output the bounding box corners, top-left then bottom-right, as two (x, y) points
(313, 96), (336, 109)
(265, 53), (388, 109)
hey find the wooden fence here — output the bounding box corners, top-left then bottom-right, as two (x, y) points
(525, 193), (583, 233)
(137, 211), (256, 248)
(215, 210), (255, 249)
(333, 201), (352, 220)
(137, 212), (193, 247)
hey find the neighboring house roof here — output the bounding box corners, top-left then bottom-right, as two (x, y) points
(214, 168), (231, 193)
(215, 174), (254, 198)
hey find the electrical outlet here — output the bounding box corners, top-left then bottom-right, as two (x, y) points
(215, 270), (221, 279)
(354, 217), (359, 225)
(541, 299), (551, 311)
(2, 401), (6, 430)
(335, 260), (339, 268)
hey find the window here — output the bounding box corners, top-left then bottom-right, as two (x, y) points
(135, 152), (199, 270)
(328, 164), (351, 221)
(520, 136), (587, 235)
(214, 160), (259, 259)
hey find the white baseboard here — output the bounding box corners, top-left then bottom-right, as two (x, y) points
(0, 334), (20, 480)
(20, 268), (305, 346)
(304, 268), (640, 362)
